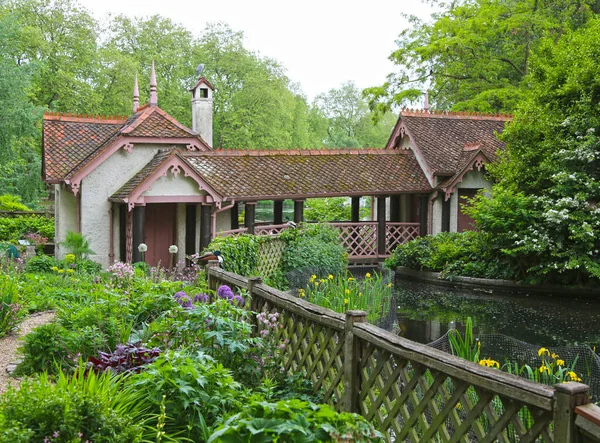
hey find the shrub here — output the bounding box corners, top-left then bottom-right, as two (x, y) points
(207, 234), (262, 277)
(0, 371), (144, 442)
(130, 350), (243, 438)
(0, 194), (30, 212)
(60, 231), (94, 260)
(209, 399), (384, 442)
(0, 215), (54, 242)
(0, 275), (25, 337)
(24, 254), (58, 273)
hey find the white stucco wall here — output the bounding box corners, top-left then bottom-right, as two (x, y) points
(431, 194), (443, 235)
(54, 184), (77, 259)
(216, 208), (232, 233)
(449, 169), (490, 232)
(142, 173), (200, 196)
(81, 145), (163, 267)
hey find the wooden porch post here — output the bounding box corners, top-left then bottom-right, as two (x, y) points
(231, 202), (239, 230)
(390, 196), (401, 222)
(419, 196), (429, 236)
(132, 206), (145, 263)
(343, 310), (367, 413)
(245, 202), (256, 234)
(125, 208), (133, 263)
(351, 197), (360, 222)
(273, 200), (284, 225)
(377, 196), (387, 256)
(200, 204), (212, 251)
(553, 382), (590, 443)
(294, 199), (304, 224)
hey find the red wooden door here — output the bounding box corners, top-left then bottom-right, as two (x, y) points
(145, 204), (176, 267)
(457, 189), (478, 232)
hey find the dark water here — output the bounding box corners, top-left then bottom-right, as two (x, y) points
(393, 279), (600, 349)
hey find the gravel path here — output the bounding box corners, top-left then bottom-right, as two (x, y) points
(0, 311), (56, 394)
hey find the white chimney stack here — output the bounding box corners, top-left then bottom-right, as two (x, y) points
(190, 66), (214, 148)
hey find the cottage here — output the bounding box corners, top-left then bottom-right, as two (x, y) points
(42, 64), (510, 267)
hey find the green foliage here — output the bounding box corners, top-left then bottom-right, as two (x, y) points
(448, 317), (480, 363)
(280, 223), (348, 281)
(0, 215), (54, 242)
(0, 274), (25, 337)
(209, 399), (383, 442)
(299, 272), (393, 323)
(60, 231), (94, 260)
(0, 371), (143, 442)
(207, 234), (263, 277)
(0, 195), (30, 212)
(366, 0), (600, 118)
(130, 350), (243, 439)
(305, 197), (351, 222)
(23, 254), (57, 273)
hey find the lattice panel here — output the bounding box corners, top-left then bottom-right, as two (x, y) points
(386, 223), (420, 255)
(217, 227), (249, 237)
(257, 239), (285, 280)
(334, 223), (378, 258)
(358, 342), (554, 442)
(254, 296), (346, 410)
(255, 224), (289, 236)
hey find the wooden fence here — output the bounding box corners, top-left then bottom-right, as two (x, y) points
(206, 264), (600, 442)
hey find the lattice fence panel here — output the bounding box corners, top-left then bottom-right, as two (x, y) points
(255, 224), (289, 236)
(333, 223), (378, 258)
(217, 227), (248, 237)
(358, 342), (554, 442)
(256, 239), (285, 280)
(386, 223), (420, 255)
(253, 295), (346, 410)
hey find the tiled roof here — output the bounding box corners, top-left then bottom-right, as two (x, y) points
(111, 150), (176, 200)
(397, 110), (509, 175)
(184, 149), (431, 200)
(437, 149), (492, 190)
(43, 106), (203, 181)
(43, 114), (125, 181)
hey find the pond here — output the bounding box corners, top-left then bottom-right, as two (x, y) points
(392, 278), (600, 349)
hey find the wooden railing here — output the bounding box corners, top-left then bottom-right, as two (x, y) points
(576, 403), (600, 442)
(216, 222), (420, 261)
(206, 264), (594, 442)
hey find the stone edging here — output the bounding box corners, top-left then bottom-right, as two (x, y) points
(394, 266), (600, 298)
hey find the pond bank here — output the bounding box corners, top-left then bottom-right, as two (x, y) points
(394, 266), (600, 298)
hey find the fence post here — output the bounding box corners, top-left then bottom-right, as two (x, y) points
(554, 382), (590, 443)
(343, 310), (367, 413)
(206, 260), (220, 294)
(248, 276), (263, 313)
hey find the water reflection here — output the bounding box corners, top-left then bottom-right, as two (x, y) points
(393, 279), (600, 348)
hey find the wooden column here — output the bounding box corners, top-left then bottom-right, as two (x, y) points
(125, 208), (133, 263)
(343, 310), (367, 413)
(377, 196), (387, 256)
(273, 200), (284, 225)
(419, 196), (429, 236)
(200, 204), (212, 251)
(245, 202), (256, 234)
(231, 202), (239, 230)
(132, 205), (145, 263)
(553, 382), (590, 443)
(390, 196), (401, 222)
(442, 196), (451, 232)
(293, 200), (304, 224)
(185, 204), (197, 257)
(351, 197), (360, 222)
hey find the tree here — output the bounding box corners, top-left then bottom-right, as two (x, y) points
(468, 18), (600, 283)
(365, 0), (600, 118)
(314, 82), (395, 147)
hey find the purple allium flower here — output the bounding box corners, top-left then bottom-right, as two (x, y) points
(217, 285), (235, 300)
(193, 293), (210, 303)
(233, 294), (245, 307)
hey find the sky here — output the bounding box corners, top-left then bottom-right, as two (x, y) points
(78, 0), (435, 101)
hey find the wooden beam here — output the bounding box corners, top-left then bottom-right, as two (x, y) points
(230, 202), (239, 230)
(419, 196), (429, 236)
(377, 196), (386, 255)
(351, 197), (360, 222)
(200, 204), (212, 251)
(442, 196), (451, 232)
(390, 196), (400, 222)
(274, 200), (283, 224)
(294, 200), (304, 224)
(132, 205), (145, 262)
(245, 202), (256, 234)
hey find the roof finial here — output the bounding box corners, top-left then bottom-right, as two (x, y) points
(149, 61), (157, 105)
(424, 90), (430, 112)
(133, 75), (139, 113)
